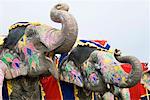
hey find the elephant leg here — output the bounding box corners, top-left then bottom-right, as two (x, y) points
(9, 78), (23, 100)
(21, 76), (41, 100)
(10, 76), (41, 100)
(75, 86), (93, 100)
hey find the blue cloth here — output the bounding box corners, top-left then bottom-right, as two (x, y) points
(2, 80), (9, 100)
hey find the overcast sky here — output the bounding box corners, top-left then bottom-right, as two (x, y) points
(0, 0), (149, 62)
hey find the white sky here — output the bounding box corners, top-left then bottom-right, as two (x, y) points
(0, 0), (149, 62)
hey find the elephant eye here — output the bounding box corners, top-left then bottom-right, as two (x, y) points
(93, 60), (97, 63)
(26, 28), (37, 38)
(27, 32), (36, 38)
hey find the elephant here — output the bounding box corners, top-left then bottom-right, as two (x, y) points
(141, 70), (150, 91)
(94, 86), (130, 100)
(0, 3), (78, 99)
(59, 40), (142, 99)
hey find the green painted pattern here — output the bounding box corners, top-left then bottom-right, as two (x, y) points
(65, 64), (72, 71)
(28, 54), (40, 68)
(1, 53), (14, 65)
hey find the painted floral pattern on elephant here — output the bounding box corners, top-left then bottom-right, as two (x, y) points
(1, 53), (20, 69)
(0, 50), (28, 79)
(94, 50), (129, 85)
(60, 61), (83, 87)
(141, 71), (150, 90)
(22, 43), (40, 70)
(81, 61), (99, 86)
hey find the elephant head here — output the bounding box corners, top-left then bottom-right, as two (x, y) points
(59, 45), (142, 93)
(59, 55), (84, 87)
(88, 49), (142, 88)
(2, 3), (78, 79)
(0, 3), (78, 99)
(59, 46), (108, 93)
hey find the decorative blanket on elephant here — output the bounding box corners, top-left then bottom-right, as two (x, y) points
(77, 39), (111, 51)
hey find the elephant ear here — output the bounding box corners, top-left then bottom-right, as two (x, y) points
(59, 56), (83, 87)
(141, 70), (150, 91)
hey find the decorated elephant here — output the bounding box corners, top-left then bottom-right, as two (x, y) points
(141, 70), (150, 91)
(59, 40), (142, 99)
(0, 3), (78, 99)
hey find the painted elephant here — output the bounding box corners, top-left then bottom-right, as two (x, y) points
(59, 40), (142, 99)
(0, 3), (78, 99)
(141, 70), (150, 91)
(94, 86), (130, 100)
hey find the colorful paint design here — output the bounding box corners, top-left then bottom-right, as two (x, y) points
(94, 50), (129, 85)
(0, 50), (29, 79)
(1, 53), (21, 70)
(82, 61), (99, 86)
(60, 61), (83, 87)
(142, 73), (150, 90)
(22, 43), (40, 70)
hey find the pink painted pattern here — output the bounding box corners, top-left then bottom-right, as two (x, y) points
(12, 58), (20, 69)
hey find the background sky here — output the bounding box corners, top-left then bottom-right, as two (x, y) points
(0, 0), (149, 63)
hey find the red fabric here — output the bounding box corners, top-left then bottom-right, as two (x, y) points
(129, 83), (146, 100)
(121, 63), (148, 74)
(92, 40), (107, 46)
(141, 63), (148, 71)
(40, 76), (61, 100)
(121, 64), (131, 73)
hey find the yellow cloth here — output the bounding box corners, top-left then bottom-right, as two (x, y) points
(0, 36), (4, 45)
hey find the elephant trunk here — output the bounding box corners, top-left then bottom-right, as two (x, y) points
(50, 3), (78, 53)
(115, 55), (142, 88)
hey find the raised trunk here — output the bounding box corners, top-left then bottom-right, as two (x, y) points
(115, 55), (142, 88)
(50, 3), (78, 53)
